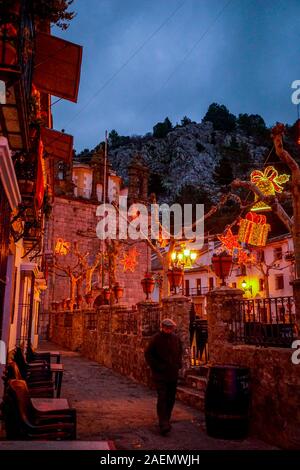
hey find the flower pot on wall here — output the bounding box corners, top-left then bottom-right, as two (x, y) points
(103, 288), (111, 302)
(211, 254), (232, 286)
(167, 267), (184, 294)
(113, 283), (123, 303)
(141, 272), (155, 301)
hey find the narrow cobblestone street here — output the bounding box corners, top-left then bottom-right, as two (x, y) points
(40, 342), (276, 450)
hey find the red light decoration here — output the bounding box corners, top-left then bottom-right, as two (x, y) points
(120, 247), (139, 272)
(218, 229), (240, 253)
(238, 212), (271, 247)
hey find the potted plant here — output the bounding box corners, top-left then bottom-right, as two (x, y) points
(113, 283), (123, 303)
(141, 272), (155, 301)
(30, 0), (75, 30)
(103, 288), (111, 302)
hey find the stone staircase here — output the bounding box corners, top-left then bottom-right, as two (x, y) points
(176, 365), (209, 411)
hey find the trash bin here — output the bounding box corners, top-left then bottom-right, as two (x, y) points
(205, 365), (250, 439)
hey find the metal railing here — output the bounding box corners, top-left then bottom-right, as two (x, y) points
(64, 313), (73, 328)
(85, 311), (97, 330)
(190, 319), (209, 365)
(116, 310), (138, 335)
(181, 286), (212, 297)
(142, 306), (160, 336)
(228, 296), (297, 348)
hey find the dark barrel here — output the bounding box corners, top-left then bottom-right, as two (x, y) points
(205, 365), (250, 439)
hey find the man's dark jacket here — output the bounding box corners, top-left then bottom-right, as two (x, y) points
(145, 331), (183, 382)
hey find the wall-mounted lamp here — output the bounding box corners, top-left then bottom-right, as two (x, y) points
(241, 279), (252, 295)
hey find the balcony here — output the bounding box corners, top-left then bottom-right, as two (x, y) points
(0, 0), (34, 151)
(181, 286), (212, 297)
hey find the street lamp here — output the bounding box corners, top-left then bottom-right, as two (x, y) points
(168, 247), (197, 295)
(241, 279), (252, 295)
(171, 247), (197, 269)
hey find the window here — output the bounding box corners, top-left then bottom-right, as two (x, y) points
(57, 161), (65, 180)
(196, 278), (202, 294)
(274, 247), (283, 261)
(257, 250), (265, 262)
(209, 277), (214, 290)
(275, 275), (284, 290)
(259, 278), (265, 291)
(240, 265), (246, 276)
(185, 279), (190, 296)
(231, 282), (237, 288)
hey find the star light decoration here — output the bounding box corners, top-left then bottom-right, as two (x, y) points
(217, 229), (256, 265)
(120, 247), (139, 272)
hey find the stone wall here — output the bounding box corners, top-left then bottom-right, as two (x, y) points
(43, 196), (148, 314)
(206, 287), (300, 450)
(50, 295), (192, 386)
(50, 302), (161, 386)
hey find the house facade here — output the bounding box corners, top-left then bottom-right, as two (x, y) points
(41, 153), (150, 329)
(0, 0), (82, 378)
(151, 234), (295, 316)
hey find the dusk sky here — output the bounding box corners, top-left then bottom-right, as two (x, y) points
(52, 0), (300, 152)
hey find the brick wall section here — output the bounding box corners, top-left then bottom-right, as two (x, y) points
(50, 302), (161, 386)
(206, 287), (300, 450)
(43, 196), (148, 314)
(50, 296), (192, 386)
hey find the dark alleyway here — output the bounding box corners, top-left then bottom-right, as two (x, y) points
(39, 342), (276, 450)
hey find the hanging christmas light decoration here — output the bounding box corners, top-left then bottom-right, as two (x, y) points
(238, 212), (271, 247)
(55, 238), (70, 256)
(120, 247), (139, 272)
(218, 228), (240, 253)
(250, 166), (290, 212)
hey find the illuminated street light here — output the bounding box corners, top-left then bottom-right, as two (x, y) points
(171, 246), (197, 269)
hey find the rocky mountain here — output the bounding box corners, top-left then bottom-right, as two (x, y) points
(75, 104), (299, 233)
(108, 120), (269, 204)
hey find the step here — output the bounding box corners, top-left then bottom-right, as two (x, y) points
(176, 385), (205, 411)
(185, 374), (207, 392)
(185, 365), (209, 378)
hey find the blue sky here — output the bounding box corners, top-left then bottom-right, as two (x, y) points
(52, 0), (300, 152)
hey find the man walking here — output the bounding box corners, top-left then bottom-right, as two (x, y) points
(145, 318), (182, 435)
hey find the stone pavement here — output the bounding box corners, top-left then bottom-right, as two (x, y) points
(39, 341), (277, 450)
